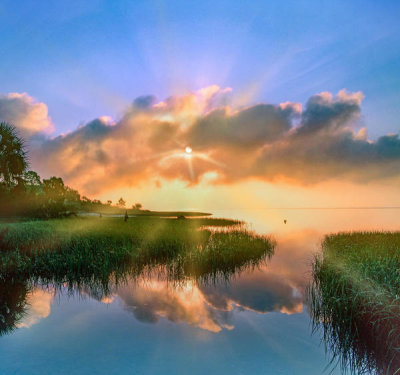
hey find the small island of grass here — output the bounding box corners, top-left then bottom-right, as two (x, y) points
(309, 232), (400, 374)
(0, 216), (275, 335)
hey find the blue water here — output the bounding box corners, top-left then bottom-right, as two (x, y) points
(2, 208), (398, 374)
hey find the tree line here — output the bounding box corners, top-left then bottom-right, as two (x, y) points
(0, 122), (141, 218)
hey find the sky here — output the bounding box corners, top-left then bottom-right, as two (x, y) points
(0, 0), (400, 209)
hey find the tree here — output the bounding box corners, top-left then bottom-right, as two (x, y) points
(106, 200), (112, 206)
(81, 196), (92, 204)
(117, 197), (126, 207)
(42, 177), (66, 217)
(134, 203), (142, 210)
(64, 187), (80, 210)
(23, 170), (41, 187)
(0, 122), (27, 188)
(43, 177), (65, 200)
(23, 171), (42, 195)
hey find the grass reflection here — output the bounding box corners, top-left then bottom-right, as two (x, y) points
(0, 279), (28, 336)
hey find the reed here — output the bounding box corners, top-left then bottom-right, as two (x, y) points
(308, 232), (400, 375)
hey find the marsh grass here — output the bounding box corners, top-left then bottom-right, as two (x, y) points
(0, 217), (275, 335)
(308, 232), (400, 375)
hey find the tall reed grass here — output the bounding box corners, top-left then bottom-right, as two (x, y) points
(308, 232), (400, 375)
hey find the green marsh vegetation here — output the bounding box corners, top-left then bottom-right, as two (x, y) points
(0, 216), (275, 335)
(309, 232), (400, 374)
(0, 217), (275, 283)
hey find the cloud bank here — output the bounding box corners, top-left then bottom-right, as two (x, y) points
(1, 86), (399, 194)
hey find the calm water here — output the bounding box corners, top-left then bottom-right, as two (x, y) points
(0, 209), (399, 375)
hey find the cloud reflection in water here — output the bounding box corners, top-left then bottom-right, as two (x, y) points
(89, 229), (316, 332)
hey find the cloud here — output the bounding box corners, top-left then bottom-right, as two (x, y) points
(200, 270), (303, 315)
(115, 280), (233, 332)
(114, 274), (302, 332)
(296, 90), (363, 136)
(8, 85), (398, 195)
(17, 288), (53, 328)
(133, 95), (157, 109)
(0, 92), (54, 137)
(104, 265), (303, 332)
(187, 103), (299, 149)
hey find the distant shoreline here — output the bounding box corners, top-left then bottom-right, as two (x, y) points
(81, 210), (212, 218)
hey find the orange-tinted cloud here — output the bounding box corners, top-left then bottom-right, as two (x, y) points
(114, 280), (233, 333)
(17, 288), (53, 328)
(3, 86), (397, 195)
(0, 92), (54, 137)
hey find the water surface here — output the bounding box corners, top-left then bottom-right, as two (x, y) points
(0, 208), (398, 374)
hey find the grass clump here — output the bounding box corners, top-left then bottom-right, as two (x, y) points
(0, 217), (273, 279)
(0, 216), (275, 335)
(309, 232), (400, 375)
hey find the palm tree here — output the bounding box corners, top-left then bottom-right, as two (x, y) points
(0, 122), (27, 188)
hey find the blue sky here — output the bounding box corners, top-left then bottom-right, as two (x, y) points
(1, 0), (399, 138)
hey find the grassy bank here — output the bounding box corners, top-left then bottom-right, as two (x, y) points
(309, 232), (400, 374)
(0, 217), (274, 284)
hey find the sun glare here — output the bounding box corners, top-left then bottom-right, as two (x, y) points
(185, 146), (192, 154)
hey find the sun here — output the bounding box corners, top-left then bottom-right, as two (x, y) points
(185, 146), (192, 154)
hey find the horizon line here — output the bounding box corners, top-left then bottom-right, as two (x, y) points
(207, 206), (400, 210)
